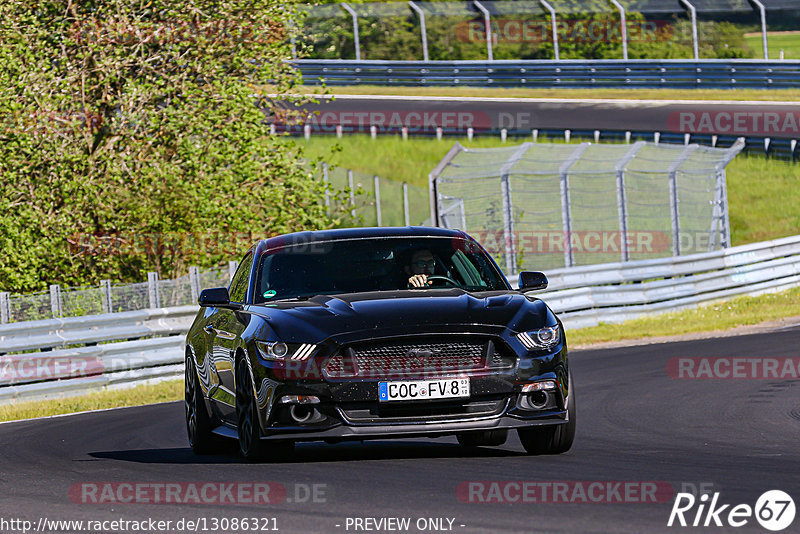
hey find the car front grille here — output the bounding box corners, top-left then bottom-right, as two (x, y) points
(324, 337), (516, 379)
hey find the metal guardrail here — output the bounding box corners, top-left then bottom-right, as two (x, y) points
(293, 59), (800, 89)
(532, 235), (800, 329)
(2, 235), (800, 403)
(0, 307), (197, 403)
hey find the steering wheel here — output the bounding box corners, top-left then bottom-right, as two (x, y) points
(408, 275), (460, 289)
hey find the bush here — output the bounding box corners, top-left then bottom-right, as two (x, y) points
(0, 0), (350, 293)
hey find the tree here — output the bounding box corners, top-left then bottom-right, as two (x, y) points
(0, 0), (346, 292)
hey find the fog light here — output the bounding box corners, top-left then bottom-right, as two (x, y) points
(278, 395), (320, 405)
(522, 380), (557, 393)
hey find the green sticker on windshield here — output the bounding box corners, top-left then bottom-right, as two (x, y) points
(262, 290), (277, 299)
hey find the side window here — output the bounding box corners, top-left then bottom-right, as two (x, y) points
(228, 252), (254, 304)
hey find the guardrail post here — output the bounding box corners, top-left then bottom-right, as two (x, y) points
(374, 175), (382, 226)
(408, 1), (429, 62)
(341, 3), (361, 61)
(348, 170), (356, 218)
(101, 280), (112, 314)
(472, 1), (494, 61)
(714, 138), (745, 249)
(147, 272), (160, 309)
(0, 292), (10, 324)
(428, 143), (466, 227)
(499, 143), (533, 275)
(189, 267), (201, 303)
(559, 143), (591, 268)
(609, 0), (628, 60)
(403, 182), (411, 226)
(49, 284), (62, 318)
(614, 142), (646, 262)
(539, 0), (559, 60)
(750, 0), (768, 59)
(228, 261), (239, 282)
(679, 0), (699, 60)
(668, 145), (699, 256)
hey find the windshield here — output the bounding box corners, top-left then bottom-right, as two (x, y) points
(252, 236), (508, 303)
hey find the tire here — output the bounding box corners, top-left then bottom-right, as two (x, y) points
(185, 354), (222, 454)
(518, 372), (576, 455)
(235, 357), (294, 462)
(457, 430), (508, 447)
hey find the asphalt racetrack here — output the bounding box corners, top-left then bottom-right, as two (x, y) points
(2, 326), (799, 533)
(292, 95), (800, 139)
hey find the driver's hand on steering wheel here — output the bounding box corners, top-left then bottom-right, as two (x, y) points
(408, 274), (430, 288)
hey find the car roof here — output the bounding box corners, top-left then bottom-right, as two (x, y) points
(255, 227), (471, 253)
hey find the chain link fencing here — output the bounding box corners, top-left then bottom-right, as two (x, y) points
(430, 139), (744, 274)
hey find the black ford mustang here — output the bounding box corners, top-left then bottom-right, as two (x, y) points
(185, 227), (575, 460)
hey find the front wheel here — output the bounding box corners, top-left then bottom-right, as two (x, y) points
(518, 372), (576, 455)
(185, 354), (222, 454)
(235, 358), (294, 462)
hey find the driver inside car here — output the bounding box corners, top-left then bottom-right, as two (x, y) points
(406, 248), (437, 288)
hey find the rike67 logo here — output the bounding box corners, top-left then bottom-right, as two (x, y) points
(668, 490), (795, 531)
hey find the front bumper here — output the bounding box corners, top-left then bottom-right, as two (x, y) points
(247, 330), (570, 443)
(258, 411), (568, 442)
(252, 373), (569, 442)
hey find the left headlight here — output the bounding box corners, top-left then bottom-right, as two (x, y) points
(256, 341), (316, 361)
(517, 325), (560, 350)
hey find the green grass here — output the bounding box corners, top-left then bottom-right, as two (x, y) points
(299, 134), (800, 247)
(744, 31), (800, 60)
(303, 86), (800, 102)
(568, 286), (800, 347)
(0, 380), (182, 423)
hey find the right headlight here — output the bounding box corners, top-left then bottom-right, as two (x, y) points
(517, 325), (560, 350)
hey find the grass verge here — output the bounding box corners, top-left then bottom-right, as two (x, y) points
(568, 286), (800, 347)
(744, 31), (800, 60)
(299, 134), (800, 247)
(0, 379), (182, 423)
(302, 85), (800, 102)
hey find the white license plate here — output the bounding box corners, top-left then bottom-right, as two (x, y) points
(378, 378), (470, 402)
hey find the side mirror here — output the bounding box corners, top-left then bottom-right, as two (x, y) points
(199, 287), (239, 308)
(518, 271), (548, 291)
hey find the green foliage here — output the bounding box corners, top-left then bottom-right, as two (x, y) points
(299, 3), (756, 60)
(0, 1), (351, 293)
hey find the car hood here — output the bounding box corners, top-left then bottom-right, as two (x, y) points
(248, 289), (551, 343)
